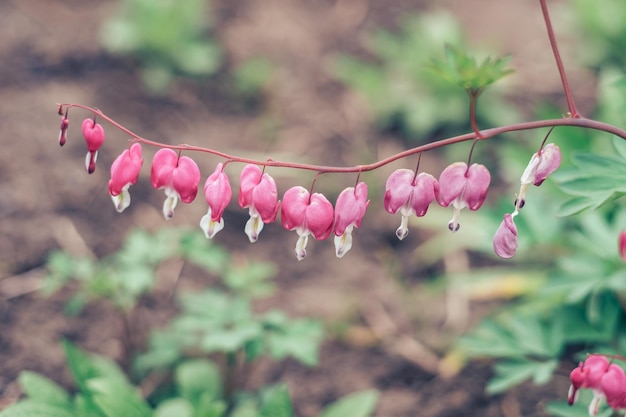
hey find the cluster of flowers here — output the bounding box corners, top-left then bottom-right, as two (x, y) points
(61, 115), (562, 260)
(569, 354), (626, 416)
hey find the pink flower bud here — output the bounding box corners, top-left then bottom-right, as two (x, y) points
(493, 213), (518, 259)
(333, 182), (369, 258)
(108, 143), (143, 213)
(150, 148), (201, 219)
(437, 162), (491, 232)
(281, 186), (334, 261)
(384, 169), (438, 240)
(238, 164), (280, 242)
(58, 114), (69, 147)
(619, 231), (626, 262)
(82, 118), (106, 174)
(200, 163), (232, 239)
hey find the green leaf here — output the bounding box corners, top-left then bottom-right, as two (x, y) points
(613, 135), (626, 159)
(175, 359), (222, 404)
(319, 390), (379, 417)
(0, 400), (76, 417)
(266, 319), (323, 366)
(88, 378), (153, 417)
(486, 359), (557, 394)
(154, 398), (193, 417)
(202, 321), (262, 353)
(260, 385), (294, 417)
(18, 371), (71, 407)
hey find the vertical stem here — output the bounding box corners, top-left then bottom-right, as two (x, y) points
(539, 0), (580, 118)
(468, 90), (483, 139)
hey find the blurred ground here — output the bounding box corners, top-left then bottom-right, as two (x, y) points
(0, 0), (577, 416)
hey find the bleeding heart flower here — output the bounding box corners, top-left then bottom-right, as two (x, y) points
(619, 231), (626, 262)
(493, 213), (518, 259)
(333, 182), (369, 258)
(568, 355), (610, 412)
(281, 186), (334, 261)
(384, 169), (438, 240)
(150, 148), (201, 219)
(108, 143), (143, 213)
(82, 118), (106, 174)
(200, 163), (232, 239)
(437, 162), (491, 232)
(516, 143), (562, 210)
(601, 364), (626, 411)
(239, 164), (280, 242)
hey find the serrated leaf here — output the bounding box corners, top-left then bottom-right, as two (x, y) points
(18, 371), (70, 407)
(319, 390), (379, 417)
(556, 196), (597, 217)
(486, 360), (555, 394)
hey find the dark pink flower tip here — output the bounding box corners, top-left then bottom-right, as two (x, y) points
(203, 163), (232, 222)
(81, 118), (105, 152)
(58, 116), (69, 146)
(239, 164), (280, 223)
(601, 364), (626, 409)
(493, 213), (518, 259)
(619, 231), (626, 262)
(334, 182), (369, 236)
(384, 169), (438, 217)
(532, 143), (562, 186)
(437, 162), (491, 211)
(108, 143), (143, 196)
(281, 186), (334, 240)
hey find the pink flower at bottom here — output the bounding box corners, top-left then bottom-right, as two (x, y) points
(493, 213), (518, 259)
(281, 186), (334, 261)
(333, 182), (369, 258)
(108, 143), (143, 213)
(200, 163), (232, 239)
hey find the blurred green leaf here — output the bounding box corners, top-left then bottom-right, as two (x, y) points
(175, 359), (222, 404)
(259, 385), (294, 417)
(318, 390), (379, 417)
(486, 360), (557, 394)
(18, 372), (71, 407)
(0, 400), (76, 417)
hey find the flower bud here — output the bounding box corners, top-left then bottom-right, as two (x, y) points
(493, 213), (518, 259)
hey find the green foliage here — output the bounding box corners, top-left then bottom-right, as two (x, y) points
(555, 136), (626, 216)
(332, 11), (519, 139)
(428, 45), (513, 94)
(100, 0), (222, 94)
(135, 290), (323, 373)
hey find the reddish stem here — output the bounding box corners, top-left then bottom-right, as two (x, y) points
(540, 0), (580, 118)
(58, 103), (626, 174)
(469, 90), (483, 139)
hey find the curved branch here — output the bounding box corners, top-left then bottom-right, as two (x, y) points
(58, 103), (626, 174)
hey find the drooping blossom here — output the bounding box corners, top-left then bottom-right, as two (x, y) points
(516, 143), (561, 210)
(82, 118), (106, 174)
(238, 164), (280, 243)
(437, 162), (491, 232)
(108, 143), (143, 213)
(58, 113), (69, 146)
(200, 163), (232, 239)
(619, 231), (626, 262)
(493, 213), (518, 259)
(567, 354), (626, 416)
(150, 148), (201, 219)
(281, 186), (334, 261)
(384, 169), (438, 240)
(333, 182), (369, 258)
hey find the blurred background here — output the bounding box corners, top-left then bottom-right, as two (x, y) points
(1, 0), (625, 416)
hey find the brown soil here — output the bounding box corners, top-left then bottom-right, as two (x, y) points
(0, 0), (576, 416)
